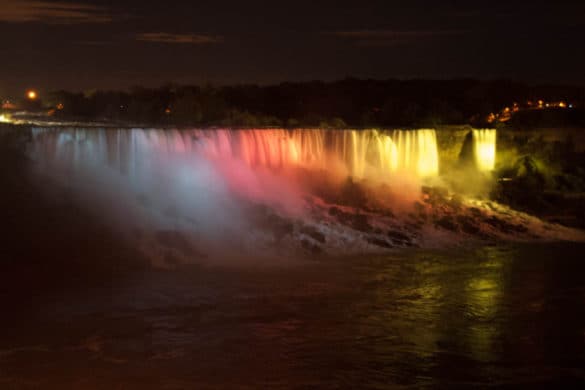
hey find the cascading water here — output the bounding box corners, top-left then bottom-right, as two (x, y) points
(25, 126), (576, 262)
(25, 127), (441, 262)
(30, 128), (440, 182)
(472, 129), (497, 172)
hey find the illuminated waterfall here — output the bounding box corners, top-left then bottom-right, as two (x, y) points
(189, 128), (438, 179)
(472, 129), (497, 172)
(393, 129), (439, 177)
(29, 128), (440, 182)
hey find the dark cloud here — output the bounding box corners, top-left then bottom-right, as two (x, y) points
(0, 0), (584, 95)
(135, 32), (223, 45)
(331, 29), (465, 46)
(0, 0), (112, 24)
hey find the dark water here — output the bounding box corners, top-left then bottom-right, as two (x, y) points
(1, 130), (584, 388)
(2, 243), (585, 389)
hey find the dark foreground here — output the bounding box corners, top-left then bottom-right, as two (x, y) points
(1, 129), (585, 388)
(2, 243), (585, 389)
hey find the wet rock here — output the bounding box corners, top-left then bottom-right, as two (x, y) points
(329, 206), (372, 232)
(300, 225), (326, 243)
(456, 215), (480, 234)
(422, 186), (449, 205)
(469, 207), (483, 217)
(514, 223), (529, 233)
(387, 229), (416, 246)
(329, 206), (341, 216)
(301, 239), (322, 254)
(381, 209), (395, 218)
(249, 205), (294, 240)
(340, 177), (368, 209)
(367, 237), (393, 248)
(405, 222), (423, 232)
(435, 216), (458, 231)
(413, 201), (427, 218)
(350, 214), (372, 232)
(268, 216), (294, 241)
(484, 215), (528, 234)
(450, 194), (464, 211)
(387, 229), (410, 242)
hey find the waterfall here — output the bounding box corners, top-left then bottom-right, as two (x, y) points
(472, 129), (497, 172)
(29, 128), (440, 183)
(195, 128), (440, 180)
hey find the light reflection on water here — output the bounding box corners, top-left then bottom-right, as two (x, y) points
(2, 243), (585, 388)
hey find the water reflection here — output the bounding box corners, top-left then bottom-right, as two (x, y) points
(465, 246), (508, 362)
(2, 244), (585, 387)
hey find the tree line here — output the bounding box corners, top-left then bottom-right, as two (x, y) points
(42, 79), (585, 127)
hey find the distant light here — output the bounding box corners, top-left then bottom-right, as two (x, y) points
(559, 101), (566, 108)
(0, 114), (11, 123)
(569, 104), (573, 108)
(27, 90), (38, 100)
(56, 103), (64, 110)
(165, 107), (172, 114)
(1, 100), (16, 109)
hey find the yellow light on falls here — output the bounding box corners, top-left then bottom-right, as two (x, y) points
(472, 129), (497, 172)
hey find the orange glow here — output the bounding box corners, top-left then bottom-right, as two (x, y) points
(559, 102), (566, 108)
(186, 129), (439, 179)
(56, 103), (64, 110)
(2, 100), (16, 110)
(27, 90), (38, 100)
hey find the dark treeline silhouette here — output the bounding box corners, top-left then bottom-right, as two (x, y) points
(45, 79), (585, 127)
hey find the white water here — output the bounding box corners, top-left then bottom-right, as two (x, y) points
(26, 128), (441, 262)
(472, 129), (497, 172)
(30, 127), (440, 181)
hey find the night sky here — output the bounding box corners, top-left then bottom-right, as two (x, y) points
(1, 0), (584, 96)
